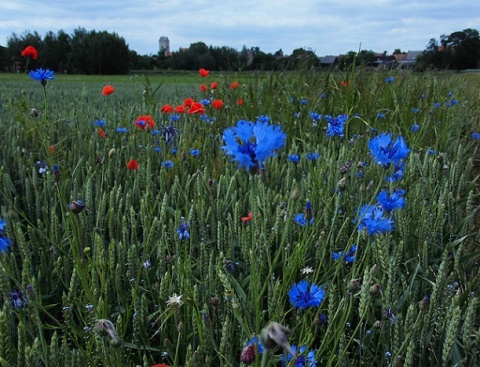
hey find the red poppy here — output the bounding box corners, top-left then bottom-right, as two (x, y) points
(98, 128), (107, 139)
(126, 158), (139, 170)
(160, 104), (174, 114)
(230, 81), (239, 89)
(151, 364), (171, 367)
(200, 83), (208, 92)
(183, 97), (194, 107)
(175, 105), (186, 113)
(241, 212), (253, 223)
(199, 68), (209, 77)
(134, 115), (155, 129)
(49, 145), (56, 154)
(210, 82), (218, 90)
(340, 80), (351, 88)
(21, 46), (38, 59)
(211, 99), (223, 110)
(237, 98), (244, 105)
(188, 102), (205, 115)
(102, 85), (115, 95)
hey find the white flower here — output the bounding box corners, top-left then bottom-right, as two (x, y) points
(301, 266), (314, 275)
(166, 293), (183, 308)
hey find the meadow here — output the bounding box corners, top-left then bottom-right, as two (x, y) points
(0, 68), (479, 367)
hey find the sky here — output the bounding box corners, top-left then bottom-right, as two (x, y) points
(1, 0), (479, 57)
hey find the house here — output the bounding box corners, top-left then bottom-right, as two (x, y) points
(397, 50), (424, 68)
(319, 55), (339, 68)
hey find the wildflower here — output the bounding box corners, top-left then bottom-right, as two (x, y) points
(9, 290), (28, 308)
(52, 164), (60, 181)
(294, 213), (313, 226)
(177, 222), (190, 240)
(305, 201), (313, 221)
(152, 364), (171, 367)
(188, 101), (205, 115)
(36, 161), (48, 175)
(368, 132), (410, 167)
(377, 112), (385, 119)
(300, 99), (308, 105)
(333, 245), (357, 263)
(30, 108), (40, 118)
(260, 322), (295, 356)
(134, 115), (155, 129)
(288, 280), (325, 309)
(472, 132), (480, 140)
(211, 99), (223, 110)
(21, 45), (38, 59)
(433, 102), (442, 108)
(175, 105), (185, 113)
(340, 80), (350, 88)
(428, 149), (435, 155)
(237, 98), (244, 105)
(301, 266), (314, 275)
(241, 211), (253, 223)
(166, 293), (183, 307)
(241, 337), (264, 364)
(230, 81), (239, 89)
(210, 82), (218, 89)
(98, 128), (107, 139)
(221, 119), (286, 173)
(325, 114), (348, 138)
(283, 345), (317, 367)
(376, 189), (406, 211)
(306, 152), (320, 161)
(386, 162), (406, 183)
(183, 97), (194, 107)
(49, 145), (56, 154)
(161, 126), (179, 144)
(199, 68), (209, 77)
(160, 104), (174, 114)
(190, 149), (201, 157)
(383, 307), (398, 324)
(411, 108), (420, 113)
(162, 160), (174, 169)
(94, 319), (121, 347)
(309, 112), (322, 124)
(0, 219), (12, 254)
(200, 99), (211, 106)
(288, 154), (300, 163)
(94, 119), (106, 127)
(126, 158), (139, 170)
(116, 127), (128, 133)
(101, 85), (115, 95)
(200, 83), (208, 92)
(411, 124), (420, 132)
(356, 204), (394, 236)
(29, 68), (55, 85)
(68, 200), (86, 214)
(385, 76), (394, 83)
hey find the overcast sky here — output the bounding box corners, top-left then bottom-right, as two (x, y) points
(1, 0), (479, 56)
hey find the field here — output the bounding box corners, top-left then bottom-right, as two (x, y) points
(0, 69), (479, 367)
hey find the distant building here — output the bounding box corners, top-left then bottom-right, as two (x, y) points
(319, 55), (339, 68)
(397, 50), (424, 68)
(159, 36), (170, 56)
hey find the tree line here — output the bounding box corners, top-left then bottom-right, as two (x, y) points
(0, 27), (479, 74)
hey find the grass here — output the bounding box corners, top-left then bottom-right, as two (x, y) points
(0, 68), (479, 367)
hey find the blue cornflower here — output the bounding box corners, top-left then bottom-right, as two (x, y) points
(428, 149), (435, 155)
(300, 99), (308, 105)
(385, 76), (394, 83)
(151, 129), (161, 135)
(177, 222), (190, 240)
(376, 189), (406, 211)
(306, 152), (320, 161)
(200, 114), (215, 123)
(36, 161), (48, 175)
(0, 219), (12, 254)
(116, 127), (128, 133)
(221, 119), (286, 172)
(411, 124), (420, 132)
(319, 92), (327, 99)
(9, 290), (27, 308)
(325, 114), (348, 137)
(377, 113), (385, 119)
(309, 112), (322, 124)
(368, 132), (410, 167)
(190, 149), (201, 157)
(411, 108), (420, 113)
(29, 68), (55, 85)
(170, 114), (181, 122)
(433, 102), (442, 108)
(283, 345), (317, 367)
(154, 147), (161, 153)
(288, 280), (325, 309)
(94, 119), (106, 127)
(256, 115), (271, 123)
(472, 132), (480, 140)
(333, 245), (357, 264)
(161, 126), (179, 143)
(294, 213), (314, 226)
(288, 154), (300, 163)
(386, 162), (406, 183)
(200, 99), (211, 106)
(356, 204), (394, 236)
(162, 160), (174, 169)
